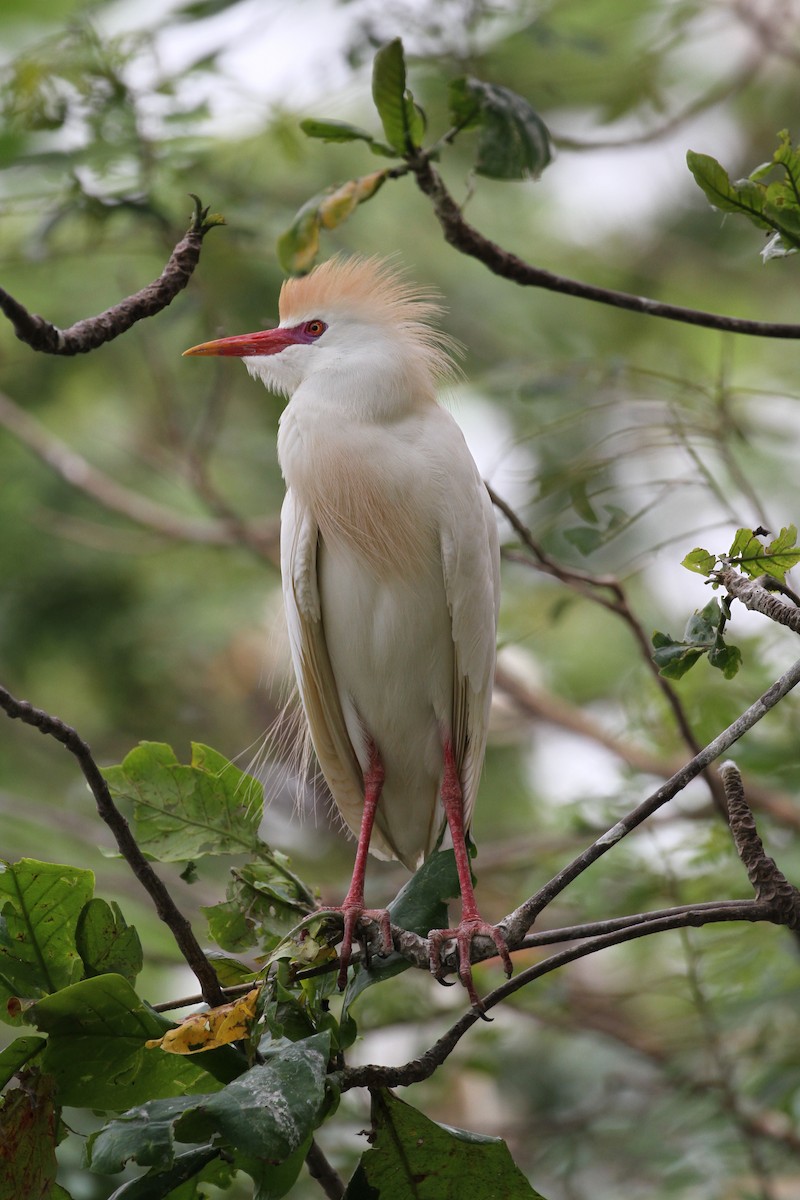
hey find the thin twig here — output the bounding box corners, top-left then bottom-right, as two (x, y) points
(0, 684), (225, 1007)
(0, 197), (222, 356)
(503, 653), (800, 943)
(409, 156), (800, 341)
(487, 484), (728, 812)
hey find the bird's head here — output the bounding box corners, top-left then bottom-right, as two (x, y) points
(183, 256), (458, 412)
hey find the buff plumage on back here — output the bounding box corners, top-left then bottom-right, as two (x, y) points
(279, 256), (460, 388)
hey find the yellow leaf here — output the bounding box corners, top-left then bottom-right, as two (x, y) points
(146, 988), (260, 1055)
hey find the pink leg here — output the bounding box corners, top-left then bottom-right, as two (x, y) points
(329, 741), (392, 988)
(428, 741), (513, 1010)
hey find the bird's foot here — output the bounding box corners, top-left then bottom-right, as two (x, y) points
(428, 918), (513, 1015)
(325, 904), (393, 989)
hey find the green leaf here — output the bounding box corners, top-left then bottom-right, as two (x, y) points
(101, 742), (263, 863)
(681, 547), (716, 576)
(299, 118), (396, 157)
(727, 524), (800, 582)
(652, 599), (741, 680)
(0, 1070), (60, 1200)
(277, 172), (389, 276)
(0, 858), (93, 1019)
(27, 974), (223, 1110)
(344, 1090), (544, 1198)
(371, 39), (424, 154)
(88, 1033), (331, 1173)
(76, 899), (143, 985)
(686, 150), (771, 229)
(448, 78), (552, 180)
(343, 849), (459, 1005)
(204, 858), (314, 955)
(0, 1035), (45, 1090)
(707, 641), (743, 679)
(651, 633), (705, 680)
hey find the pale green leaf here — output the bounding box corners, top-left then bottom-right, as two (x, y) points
(101, 742), (263, 863)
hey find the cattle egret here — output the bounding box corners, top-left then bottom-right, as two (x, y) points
(184, 256), (511, 1008)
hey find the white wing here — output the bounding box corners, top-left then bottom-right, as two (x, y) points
(280, 488), (367, 841)
(439, 446), (500, 834)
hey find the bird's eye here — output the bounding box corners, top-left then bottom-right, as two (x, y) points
(304, 320), (327, 337)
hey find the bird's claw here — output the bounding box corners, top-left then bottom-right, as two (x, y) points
(428, 919), (513, 1015)
(332, 905), (393, 989)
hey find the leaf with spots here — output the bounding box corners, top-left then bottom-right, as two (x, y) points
(101, 742), (265, 863)
(25, 973), (232, 1110)
(87, 1032), (331, 1189)
(0, 858), (93, 1022)
(0, 1069), (60, 1200)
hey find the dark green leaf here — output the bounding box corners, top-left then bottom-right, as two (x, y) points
(88, 1033), (331, 1173)
(0, 858), (93, 1020)
(76, 899), (143, 985)
(105, 1146), (225, 1199)
(448, 77), (552, 180)
(371, 39), (423, 154)
(651, 634), (705, 680)
(344, 1090), (544, 1198)
(708, 642), (743, 679)
(101, 742), (264, 862)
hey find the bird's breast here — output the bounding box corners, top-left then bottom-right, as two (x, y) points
(280, 416), (440, 580)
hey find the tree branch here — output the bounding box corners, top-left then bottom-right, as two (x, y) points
(720, 760), (800, 927)
(487, 484), (728, 812)
(409, 157), (800, 340)
(336, 900), (772, 1093)
(0, 196), (222, 356)
(305, 1139), (345, 1200)
(504, 653), (800, 942)
(715, 569), (800, 632)
(0, 684), (226, 1007)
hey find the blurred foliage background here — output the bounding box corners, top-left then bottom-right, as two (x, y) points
(2, 0), (800, 1197)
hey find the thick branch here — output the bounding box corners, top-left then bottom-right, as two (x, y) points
(0, 197), (221, 356)
(720, 760), (800, 928)
(0, 684), (225, 1007)
(715, 569), (800, 632)
(409, 157), (800, 340)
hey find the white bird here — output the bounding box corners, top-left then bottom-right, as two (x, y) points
(184, 256), (511, 1007)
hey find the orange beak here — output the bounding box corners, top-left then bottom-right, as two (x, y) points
(182, 327), (300, 358)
